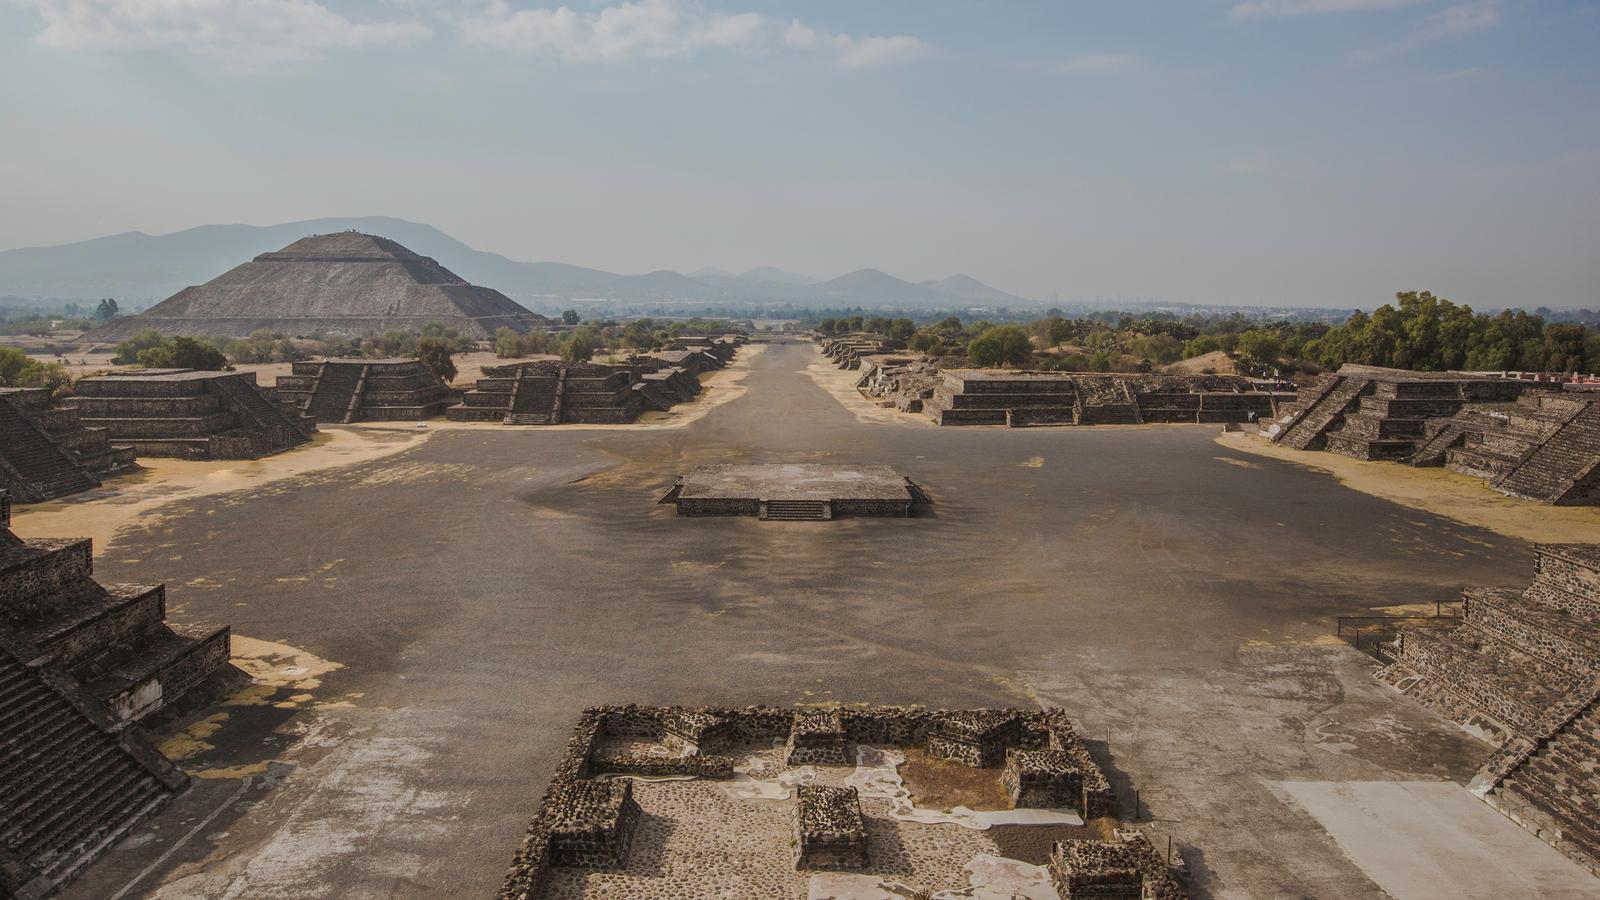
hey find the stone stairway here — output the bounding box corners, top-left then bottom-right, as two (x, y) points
(1381, 544), (1600, 874)
(1493, 698), (1600, 872)
(208, 374), (312, 445)
(0, 639), (183, 898)
(0, 399), (98, 503)
(761, 500), (832, 521)
(1276, 374), (1367, 450)
(306, 363), (362, 422)
(1492, 397), (1600, 505)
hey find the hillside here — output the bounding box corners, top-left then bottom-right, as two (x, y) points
(0, 217), (1031, 310)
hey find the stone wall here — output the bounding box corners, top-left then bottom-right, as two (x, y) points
(72, 372), (311, 460)
(1381, 543), (1600, 874)
(497, 704), (1118, 899)
(1048, 829), (1187, 899)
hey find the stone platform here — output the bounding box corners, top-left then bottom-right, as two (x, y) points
(497, 705), (1168, 900)
(0, 490), (235, 898)
(658, 463), (929, 519)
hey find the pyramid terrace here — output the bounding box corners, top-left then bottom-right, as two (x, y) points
(68, 370), (312, 460)
(0, 491), (234, 898)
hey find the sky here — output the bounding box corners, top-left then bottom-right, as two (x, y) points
(0, 0), (1596, 308)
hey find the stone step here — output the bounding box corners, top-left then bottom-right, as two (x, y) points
(0, 538), (94, 607)
(1500, 774), (1600, 866)
(762, 500), (832, 521)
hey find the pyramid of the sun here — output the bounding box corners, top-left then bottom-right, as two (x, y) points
(85, 232), (548, 341)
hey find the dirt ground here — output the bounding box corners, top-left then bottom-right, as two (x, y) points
(34, 340), (1598, 900)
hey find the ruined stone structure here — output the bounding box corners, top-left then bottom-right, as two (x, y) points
(544, 780), (640, 870)
(0, 490), (230, 898)
(1379, 545), (1600, 874)
(83, 231), (547, 341)
(1415, 390), (1600, 505)
(663, 335), (743, 365)
(785, 708), (849, 764)
(793, 784), (869, 870)
(818, 334), (892, 370)
(69, 370), (313, 460)
(0, 389), (136, 503)
(446, 362), (644, 425)
(1267, 365), (1599, 504)
(922, 371), (1285, 427)
(660, 464), (931, 520)
(618, 357), (702, 412)
(275, 358), (450, 423)
(1048, 830), (1187, 899)
(498, 705), (1124, 899)
(856, 357), (970, 413)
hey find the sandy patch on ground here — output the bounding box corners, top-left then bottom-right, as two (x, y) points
(1161, 350), (1238, 375)
(1217, 431), (1600, 543)
(351, 344), (768, 434)
(9, 428), (429, 553)
(802, 353), (936, 427)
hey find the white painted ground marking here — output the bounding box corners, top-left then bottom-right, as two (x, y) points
(1276, 781), (1600, 900)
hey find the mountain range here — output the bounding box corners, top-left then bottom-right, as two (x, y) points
(0, 216), (1031, 311)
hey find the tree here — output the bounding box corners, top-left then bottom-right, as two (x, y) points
(622, 318), (660, 350)
(137, 336), (228, 370)
(93, 298), (119, 322)
(1538, 324), (1586, 373)
(494, 327), (522, 358)
(888, 318), (916, 341)
(1234, 329), (1284, 366)
(967, 325), (1033, 368)
(1182, 335), (1221, 358)
(417, 337), (457, 383)
(561, 309), (581, 326)
(112, 329), (169, 364)
(0, 347), (68, 392)
(908, 332), (940, 353)
(561, 326), (600, 363)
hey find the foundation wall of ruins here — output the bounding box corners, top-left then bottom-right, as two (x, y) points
(1, 540), (92, 608)
(1464, 590), (1600, 674)
(42, 588), (165, 667)
(1528, 551), (1600, 619)
(500, 704), (1118, 898)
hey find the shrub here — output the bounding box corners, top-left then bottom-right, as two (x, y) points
(967, 325), (1033, 368)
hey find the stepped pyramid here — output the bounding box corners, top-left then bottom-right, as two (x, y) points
(1379, 545), (1600, 875)
(84, 231), (548, 341)
(0, 490), (233, 897)
(0, 388), (136, 503)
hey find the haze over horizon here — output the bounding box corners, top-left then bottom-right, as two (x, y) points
(2, 0), (1596, 308)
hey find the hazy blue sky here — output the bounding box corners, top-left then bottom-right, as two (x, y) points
(1, 0), (1596, 307)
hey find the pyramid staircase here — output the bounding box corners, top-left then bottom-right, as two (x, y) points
(0, 397), (99, 504)
(1270, 373), (1369, 450)
(1380, 544), (1600, 874)
(306, 363), (362, 423)
(0, 492), (203, 898)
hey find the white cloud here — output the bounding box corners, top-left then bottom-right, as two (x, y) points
(836, 34), (933, 69)
(458, 1), (930, 68)
(1350, 0), (1500, 61)
(16, 0), (429, 62)
(1230, 0), (1430, 19)
(1055, 53), (1139, 74)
